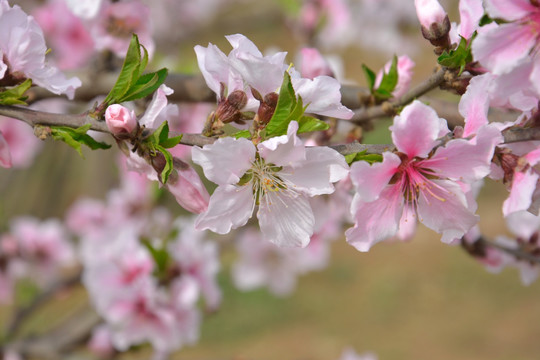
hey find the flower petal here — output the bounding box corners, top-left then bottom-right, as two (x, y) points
(192, 137), (255, 185)
(503, 169), (539, 216)
(484, 0), (536, 21)
(257, 192), (314, 248)
(0, 131), (11, 168)
(280, 146), (349, 196)
(195, 185), (254, 234)
(459, 74), (492, 138)
(138, 85), (173, 129)
(472, 22), (536, 75)
(417, 179), (479, 244)
(390, 100), (448, 158)
(422, 124), (502, 182)
(349, 152), (400, 202)
(346, 185), (404, 252)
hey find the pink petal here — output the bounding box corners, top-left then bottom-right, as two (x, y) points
(258, 192), (314, 248)
(423, 124), (501, 182)
(458, 0), (484, 39)
(503, 169), (539, 216)
(391, 100), (448, 158)
(192, 137), (255, 186)
(195, 184), (254, 234)
(349, 152), (400, 202)
(345, 185), (404, 252)
(138, 85), (173, 129)
(166, 166), (210, 214)
(416, 180), (479, 244)
(460, 74), (492, 138)
(472, 22), (536, 75)
(484, 0), (537, 21)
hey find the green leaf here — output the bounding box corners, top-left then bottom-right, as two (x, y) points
(50, 124), (111, 157)
(437, 36), (473, 75)
(120, 68), (168, 103)
(297, 116), (329, 133)
(266, 72), (297, 137)
(345, 150), (384, 165)
(155, 145), (174, 184)
(233, 130), (251, 139)
(0, 79), (32, 105)
(103, 34), (142, 105)
(137, 44), (149, 79)
(375, 55), (398, 99)
(150, 120), (169, 145)
(361, 64), (376, 90)
(160, 134), (183, 148)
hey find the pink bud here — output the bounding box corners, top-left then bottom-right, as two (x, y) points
(414, 0), (450, 45)
(166, 163), (210, 214)
(105, 104), (137, 135)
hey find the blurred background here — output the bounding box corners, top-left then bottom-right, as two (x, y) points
(2, 0), (540, 359)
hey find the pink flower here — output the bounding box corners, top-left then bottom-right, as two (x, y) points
(65, 0), (103, 19)
(195, 34), (353, 119)
(105, 104), (137, 135)
(33, 0), (95, 70)
(0, 0), (81, 98)
(472, 0), (540, 75)
(165, 161), (210, 214)
(346, 101), (502, 251)
(374, 55), (415, 99)
(0, 117), (42, 168)
(192, 121), (349, 247)
(298, 48), (334, 79)
(91, 0), (154, 58)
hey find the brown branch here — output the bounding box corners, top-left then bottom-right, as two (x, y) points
(1, 104), (539, 156)
(4, 271), (82, 342)
(350, 66), (449, 125)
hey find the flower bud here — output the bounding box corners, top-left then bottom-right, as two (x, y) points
(215, 90), (248, 124)
(105, 104), (137, 135)
(166, 159), (210, 214)
(415, 0), (451, 47)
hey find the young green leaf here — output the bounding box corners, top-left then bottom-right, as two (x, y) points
(297, 116), (329, 133)
(438, 36), (473, 75)
(375, 55), (398, 99)
(233, 130), (251, 139)
(103, 34), (142, 105)
(155, 145), (173, 183)
(120, 68), (168, 103)
(361, 64), (376, 91)
(160, 134), (183, 148)
(265, 72), (297, 137)
(345, 150), (383, 165)
(50, 124), (111, 158)
(0, 79), (32, 105)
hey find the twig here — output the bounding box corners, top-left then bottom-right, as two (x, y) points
(4, 271), (82, 342)
(350, 66), (449, 125)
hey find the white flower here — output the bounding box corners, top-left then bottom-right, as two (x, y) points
(192, 121), (349, 247)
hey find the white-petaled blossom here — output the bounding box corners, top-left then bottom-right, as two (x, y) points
(192, 121), (349, 247)
(0, 0), (81, 98)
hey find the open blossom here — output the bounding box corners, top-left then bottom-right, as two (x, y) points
(192, 121), (349, 247)
(346, 101), (502, 252)
(91, 0), (154, 58)
(33, 0), (95, 70)
(473, 0), (540, 76)
(0, 0), (81, 98)
(195, 34), (353, 119)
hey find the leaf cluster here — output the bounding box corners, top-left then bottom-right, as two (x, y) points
(362, 55), (399, 102)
